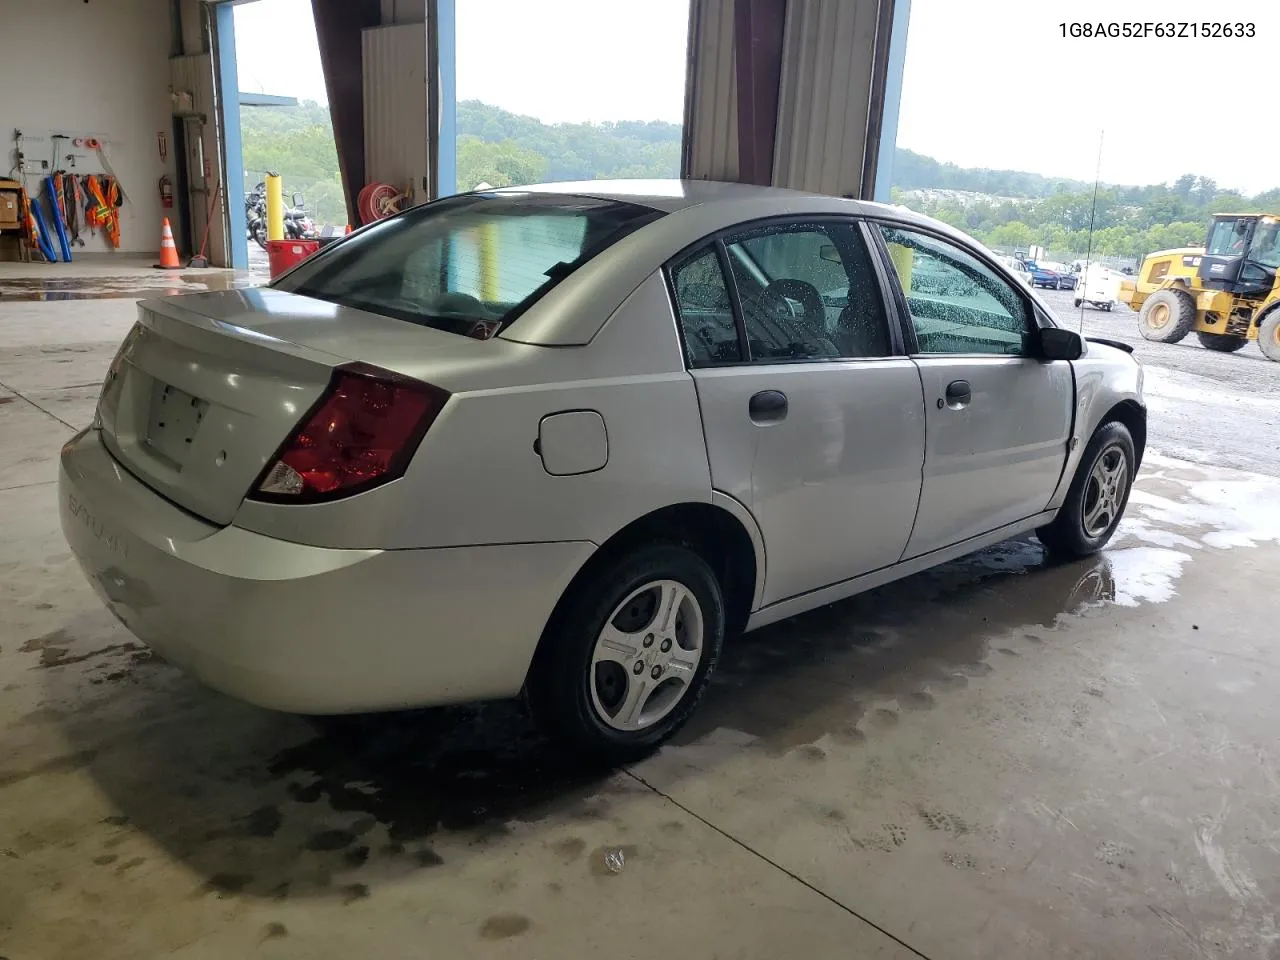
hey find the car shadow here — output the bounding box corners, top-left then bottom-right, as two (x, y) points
(41, 538), (1115, 903)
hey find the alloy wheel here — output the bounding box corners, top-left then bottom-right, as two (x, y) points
(588, 579), (704, 732)
(1082, 444), (1128, 539)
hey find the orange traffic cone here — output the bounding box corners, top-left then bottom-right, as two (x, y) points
(154, 217), (181, 270)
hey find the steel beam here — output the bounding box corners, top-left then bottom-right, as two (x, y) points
(312, 0), (381, 226)
(733, 0), (786, 187)
(213, 3), (247, 269)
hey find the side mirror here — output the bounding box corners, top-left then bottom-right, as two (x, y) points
(1036, 326), (1084, 361)
(292, 192), (304, 207)
(819, 244), (841, 264)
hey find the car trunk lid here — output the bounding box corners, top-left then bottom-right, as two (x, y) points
(98, 289), (526, 526)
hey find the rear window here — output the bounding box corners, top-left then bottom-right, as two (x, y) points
(275, 192), (663, 338)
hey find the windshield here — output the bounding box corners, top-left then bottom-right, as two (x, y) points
(275, 192), (664, 337)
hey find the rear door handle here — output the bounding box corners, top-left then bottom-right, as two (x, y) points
(749, 390), (788, 423)
(942, 379), (971, 409)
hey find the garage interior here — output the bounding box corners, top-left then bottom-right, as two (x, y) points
(3, 1), (1279, 958)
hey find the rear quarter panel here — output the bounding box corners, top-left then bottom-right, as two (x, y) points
(233, 272), (714, 549)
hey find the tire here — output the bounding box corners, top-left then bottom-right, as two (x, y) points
(1138, 288), (1196, 343)
(1074, 299), (1083, 308)
(1258, 310), (1280, 363)
(1104, 303), (1113, 312)
(1037, 421), (1136, 560)
(524, 544), (725, 763)
(251, 223), (268, 250)
(1196, 331), (1247, 353)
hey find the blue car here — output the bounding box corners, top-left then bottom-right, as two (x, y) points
(1027, 262), (1078, 290)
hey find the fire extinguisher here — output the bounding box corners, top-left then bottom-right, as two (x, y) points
(159, 174), (174, 210)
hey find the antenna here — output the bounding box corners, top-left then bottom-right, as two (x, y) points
(1079, 130), (1104, 332)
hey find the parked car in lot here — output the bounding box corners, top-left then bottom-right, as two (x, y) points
(59, 181), (1146, 761)
(995, 254), (1035, 289)
(1029, 261), (1078, 290)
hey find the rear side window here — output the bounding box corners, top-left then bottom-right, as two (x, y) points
(276, 193), (663, 338)
(671, 247), (742, 365)
(724, 222), (890, 361)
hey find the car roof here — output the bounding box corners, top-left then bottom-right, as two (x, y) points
(494, 178), (926, 222)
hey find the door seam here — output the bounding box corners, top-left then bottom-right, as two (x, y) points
(896, 357), (929, 564)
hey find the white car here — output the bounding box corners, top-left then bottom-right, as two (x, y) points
(995, 255), (1034, 289)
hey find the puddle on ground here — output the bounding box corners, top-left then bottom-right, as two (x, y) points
(14, 453), (1280, 906)
(0, 272), (263, 301)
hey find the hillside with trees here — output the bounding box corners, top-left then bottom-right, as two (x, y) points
(240, 99), (1280, 261)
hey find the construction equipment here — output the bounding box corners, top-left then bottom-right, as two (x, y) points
(1119, 213), (1280, 361)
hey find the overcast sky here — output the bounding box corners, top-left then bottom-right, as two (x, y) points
(234, 0), (1278, 193)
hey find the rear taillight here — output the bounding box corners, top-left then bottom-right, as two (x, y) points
(250, 362), (448, 503)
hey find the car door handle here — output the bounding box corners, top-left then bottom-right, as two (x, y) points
(748, 390), (788, 423)
(941, 380), (971, 409)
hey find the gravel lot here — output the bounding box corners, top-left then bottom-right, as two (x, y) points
(1037, 286), (1280, 477)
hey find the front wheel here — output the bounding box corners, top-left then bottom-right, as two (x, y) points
(1037, 421), (1136, 559)
(1074, 299), (1083, 308)
(524, 544), (725, 763)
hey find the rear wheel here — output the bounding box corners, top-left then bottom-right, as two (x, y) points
(1259, 310), (1280, 363)
(1074, 298), (1083, 308)
(524, 544), (724, 763)
(1038, 421), (1136, 560)
(1138, 289), (1196, 343)
(1196, 331), (1247, 353)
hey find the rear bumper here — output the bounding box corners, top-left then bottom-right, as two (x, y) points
(59, 428), (594, 713)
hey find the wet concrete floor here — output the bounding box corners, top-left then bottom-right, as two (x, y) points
(3, 279), (1280, 958)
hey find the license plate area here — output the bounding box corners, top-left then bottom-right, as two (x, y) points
(144, 381), (208, 468)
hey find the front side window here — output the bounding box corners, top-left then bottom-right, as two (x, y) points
(1248, 220), (1280, 269)
(878, 225), (1033, 356)
(723, 222), (890, 361)
(276, 193), (663, 337)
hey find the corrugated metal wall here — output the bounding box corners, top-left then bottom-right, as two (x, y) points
(681, 0), (738, 183)
(361, 22), (429, 202)
(683, 0), (894, 198)
(772, 0), (880, 197)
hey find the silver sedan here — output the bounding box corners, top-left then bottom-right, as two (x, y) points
(59, 180), (1145, 762)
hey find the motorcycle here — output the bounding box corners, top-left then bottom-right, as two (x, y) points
(246, 179), (318, 249)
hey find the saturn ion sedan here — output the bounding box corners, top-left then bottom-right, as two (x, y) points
(60, 180), (1145, 761)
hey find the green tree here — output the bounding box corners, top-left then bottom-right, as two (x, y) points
(988, 221), (1033, 250)
(456, 136), (548, 189)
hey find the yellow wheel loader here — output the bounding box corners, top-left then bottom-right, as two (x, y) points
(1118, 214), (1280, 361)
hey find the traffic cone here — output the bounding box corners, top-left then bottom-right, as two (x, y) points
(154, 217), (181, 270)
